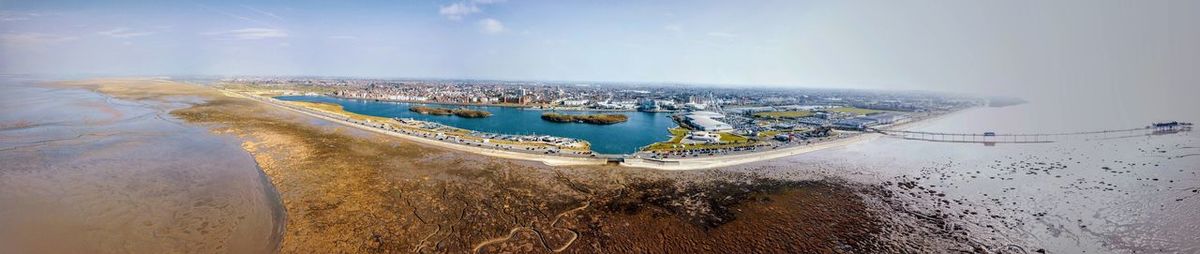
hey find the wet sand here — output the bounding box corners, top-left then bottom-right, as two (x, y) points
(0, 80), (283, 253)
(24, 78), (983, 253)
(720, 112), (1200, 253)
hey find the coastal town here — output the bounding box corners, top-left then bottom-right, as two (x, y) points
(222, 77), (982, 169)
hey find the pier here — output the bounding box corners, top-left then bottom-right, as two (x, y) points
(871, 121), (1192, 145)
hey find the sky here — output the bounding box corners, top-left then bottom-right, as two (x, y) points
(2, 0), (1199, 103)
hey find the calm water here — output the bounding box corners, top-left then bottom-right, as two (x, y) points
(275, 95), (677, 154)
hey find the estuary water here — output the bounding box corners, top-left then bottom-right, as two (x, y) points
(275, 95), (677, 154)
(0, 79), (283, 253)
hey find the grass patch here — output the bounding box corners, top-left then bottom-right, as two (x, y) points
(643, 127), (756, 151)
(410, 106), (492, 118)
(541, 112), (628, 125)
(287, 101), (394, 123)
(719, 133), (749, 143)
(644, 127), (690, 151)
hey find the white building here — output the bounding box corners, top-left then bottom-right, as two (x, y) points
(685, 112), (733, 132)
(559, 99), (589, 106)
(685, 131), (721, 143)
(684, 103), (708, 110)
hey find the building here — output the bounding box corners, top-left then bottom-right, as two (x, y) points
(832, 117), (878, 130)
(862, 112), (910, 125)
(797, 117), (828, 126)
(559, 99), (589, 106)
(685, 112), (733, 132)
(683, 102), (708, 110)
(685, 131), (721, 143)
(638, 99), (677, 112)
(687, 111), (725, 118)
(730, 107), (774, 115)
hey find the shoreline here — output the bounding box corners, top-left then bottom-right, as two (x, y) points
(240, 90), (950, 170)
(328, 95), (552, 110)
(227, 90), (610, 167)
(622, 132), (883, 170)
(326, 94), (673, 113)
(620, 109), (954, 170)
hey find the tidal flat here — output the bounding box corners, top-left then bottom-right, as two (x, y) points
(0, 80), (283, 253)
(3, 78), (978, 253)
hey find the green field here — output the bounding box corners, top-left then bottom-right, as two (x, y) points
(644, 128), (689, 150)
(719, 132), (750, 143)
(643, 127), (755, 151)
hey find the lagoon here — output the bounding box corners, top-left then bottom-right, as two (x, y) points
(274, 96), (677, 154)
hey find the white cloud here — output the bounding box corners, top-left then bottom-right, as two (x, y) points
(439, 0), (505, 20)
(0, 33), (78, 45)
(205, 28), (288, 40)
(97, 28), (155, 38)
(439, 2), (480, 20)
(243, 6), (283, 21)
(478, 18), (505, 34)
(0, 15), (29, 22)
(0, 12), (44, 22)
(706, 32), (737, 38)
(193, 3), (277, 28)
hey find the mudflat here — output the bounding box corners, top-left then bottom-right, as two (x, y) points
(56, 78), (971, 253)
(0, 79), (282, 253)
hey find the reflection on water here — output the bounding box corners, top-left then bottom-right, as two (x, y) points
(742, 100), (1199, 253)
(0, 81), (283, 253)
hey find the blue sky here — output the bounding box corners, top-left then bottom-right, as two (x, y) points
(2, 0), (1199, 100)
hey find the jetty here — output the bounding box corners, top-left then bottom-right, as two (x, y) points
(870, 121), (1192, 145)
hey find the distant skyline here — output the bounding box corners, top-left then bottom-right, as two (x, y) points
(2, 0), (1199, 102)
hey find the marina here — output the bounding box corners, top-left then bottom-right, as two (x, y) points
(274, 95), (677, 154)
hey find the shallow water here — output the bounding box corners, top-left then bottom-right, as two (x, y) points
(740, 100), (1199, 253)
(0, 80), (283, 253)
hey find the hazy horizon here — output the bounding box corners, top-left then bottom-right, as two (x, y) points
(3, 0), (1199, 103)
